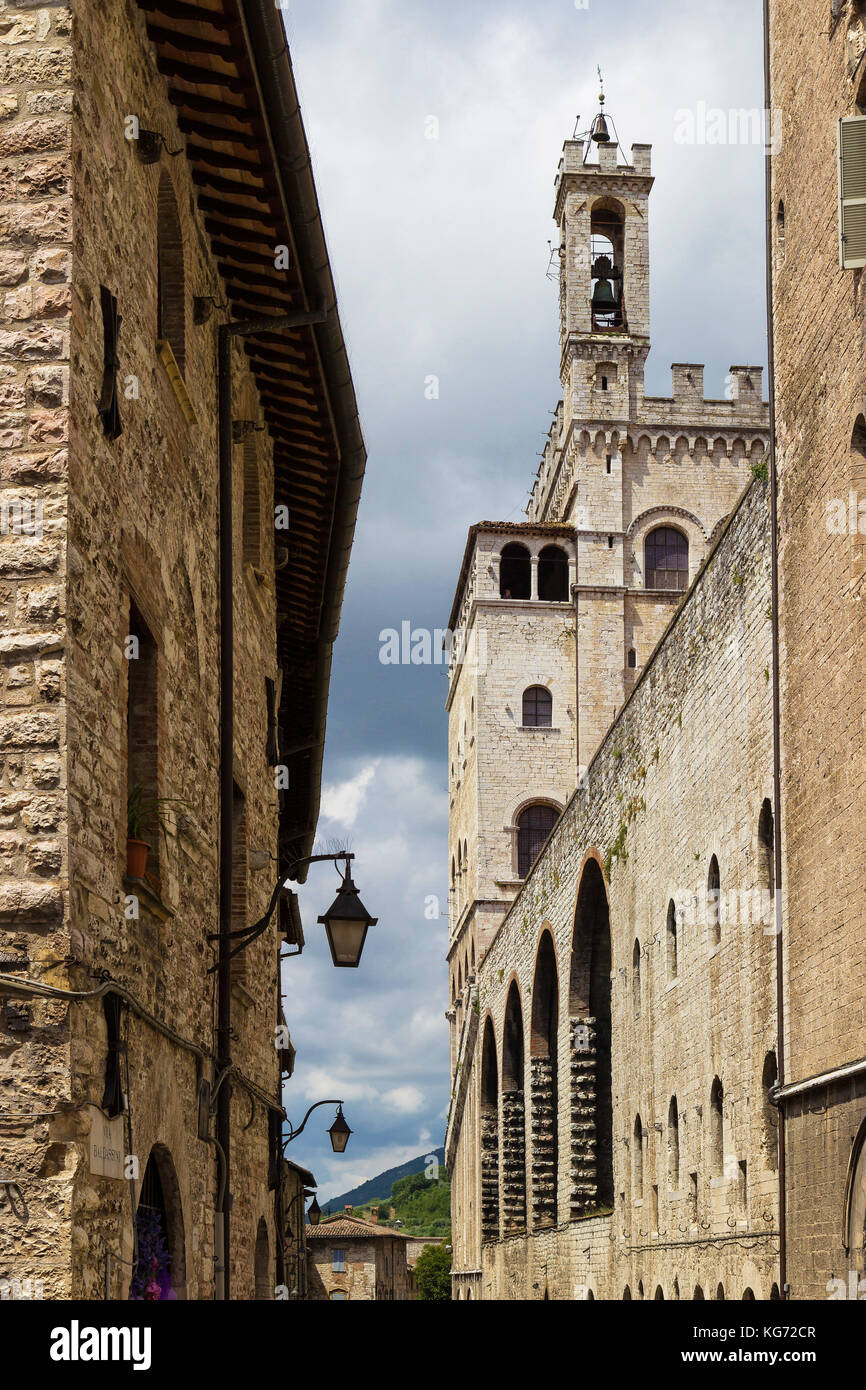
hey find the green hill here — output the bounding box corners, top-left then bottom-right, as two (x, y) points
(322, 1146), (445, 1213)
(321, 1147), (449, 1237)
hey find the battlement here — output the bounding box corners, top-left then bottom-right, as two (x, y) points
(556, 141), (653, 186)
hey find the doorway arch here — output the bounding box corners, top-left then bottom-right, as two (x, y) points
(130, 1144), (186, 1300)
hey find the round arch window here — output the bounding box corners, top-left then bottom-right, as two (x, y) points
(645, 526), (689, 591)
(522, 686), (552, 728)
(517, 804), (558, 878)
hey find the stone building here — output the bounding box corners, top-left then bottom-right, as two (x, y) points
(0, 0), (364, 1300)
(445, 107), (779, 1298)
(767, 0), (866, 1300)
(306, 1210), (415, 1301)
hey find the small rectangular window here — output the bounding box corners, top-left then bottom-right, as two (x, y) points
(333, 1248), (345, 1272)
(839, 116), (866, 268)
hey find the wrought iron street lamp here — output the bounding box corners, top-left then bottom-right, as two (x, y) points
(283, 1099), (352, 1153)
(317, 866), (378, 968)
(327, 1106), (352, 1153)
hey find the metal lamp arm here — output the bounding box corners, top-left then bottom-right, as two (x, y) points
(284, 1099), (344, 1145)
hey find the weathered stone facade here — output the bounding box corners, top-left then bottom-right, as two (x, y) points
(446, 120), (779, 1299)
(306, 1213), (414, 1302)
(0, 0), (363, 1301)
(768, 0), (866, 1300)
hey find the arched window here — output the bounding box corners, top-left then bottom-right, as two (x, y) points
(480, 1018), (500, 1242)
(522, 686), (553, 728)
(623, 1285), (632, 1300)
(709, 1077), (724, 1178)
(707, 855), (721, 947)
(853, 414), (866, 459)
(530, 932), (559, 1228)
(156, 171), (185, 374)
(715, 1283), (726, 1301)
(538, 545), (569, 602)
(502, 982), (527, 1234)
(770, 1283), (782, 1300)
(654, 1286), (665, 1300)
(645, 526), (689, 592)
(742, 1287), (756, 1300)
(242, 435), (261, 568)
(254, 1217), (271, 1300)
(693, 1285), (705, 1300)
(761, 1051), (779, 1172)
(627, 648), (637, 669)
(633, 1115), (644, 1199)
(517, 804), (558, 878)
(632, 939), (641, 1016)
(666, 899), (678, 980)
(569, 858), (613, 1212)
(668, 1096), (680, 1188)
(500, 543), (531, 600)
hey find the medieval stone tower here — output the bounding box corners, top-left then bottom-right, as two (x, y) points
(446, 105), (771, 1254)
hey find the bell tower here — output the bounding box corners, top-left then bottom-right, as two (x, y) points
(554, 87), (653, 433)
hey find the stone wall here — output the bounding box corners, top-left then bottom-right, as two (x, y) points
(769, 0), (866, 1299)
(0, 0), (74, 1301)
(0, 0), (285, 1300)
(449, 481), (780, 1300)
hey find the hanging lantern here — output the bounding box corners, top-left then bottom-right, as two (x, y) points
(307, 1196), (322, 1227)
(318, 868), (377, 968)
(328, 1107), (352, 1154)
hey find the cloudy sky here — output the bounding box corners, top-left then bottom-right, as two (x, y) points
(280, 0), (769, 1201)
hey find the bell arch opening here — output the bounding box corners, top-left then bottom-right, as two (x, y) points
(590, 200), (626, 330)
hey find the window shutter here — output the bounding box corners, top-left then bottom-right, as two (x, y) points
(839, 117), (866, 268)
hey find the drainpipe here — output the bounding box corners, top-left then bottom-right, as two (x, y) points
(762, 0), (788, 1299)
(216, 309), (326, 1300)
(217, 322), (234, 1301)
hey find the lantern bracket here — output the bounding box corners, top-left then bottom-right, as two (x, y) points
(282, 1099), (345, 1147)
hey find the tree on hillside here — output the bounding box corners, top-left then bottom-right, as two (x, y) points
(413, 1243), (452, 1301)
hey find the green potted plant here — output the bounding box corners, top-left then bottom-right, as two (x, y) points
(126, 784), (181, 879)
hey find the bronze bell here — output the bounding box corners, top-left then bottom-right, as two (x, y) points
(591, 112), (611, 144)
(591, 278), (618, 315)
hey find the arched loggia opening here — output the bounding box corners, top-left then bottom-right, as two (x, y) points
(500, 543), (531, 600)
(501, 983), (527, 1233)
(530, 931), (559, 1228)
(538, 546), (569, 602)
(480, 1018), (500, 1243)
(130, 1144), (186, 1300)
(569, 858), (613, 1216)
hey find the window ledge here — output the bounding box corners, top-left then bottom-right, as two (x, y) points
(123, 876), (173, 923)
(519, 726), (562, 734)
(665, 978), (679, 993)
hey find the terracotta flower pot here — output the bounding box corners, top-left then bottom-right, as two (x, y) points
(126, 838), (150, 879)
